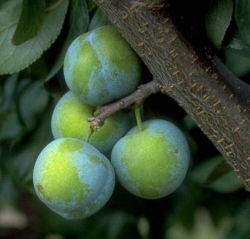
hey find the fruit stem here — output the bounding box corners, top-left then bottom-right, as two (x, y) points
(85, 127), (94, 143)
(135, 104), (143, 131)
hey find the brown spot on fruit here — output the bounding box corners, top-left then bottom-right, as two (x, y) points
(37, 184), (43, 193)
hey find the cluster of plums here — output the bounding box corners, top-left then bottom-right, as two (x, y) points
(33, 25), (190, 220)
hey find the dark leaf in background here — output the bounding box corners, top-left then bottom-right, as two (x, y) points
(235, 0), (250, 47)
(205, 160), (232, 185)
(206, 0), (233, 49)
(11, 0), (46, 45)
(44, 0), (90, 92)
(190, 155), (243, 193)
(88, 7), (111, 31)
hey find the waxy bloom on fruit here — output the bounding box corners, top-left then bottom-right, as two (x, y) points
(111, 119), (190, 199)
(51, 91), (133, 156)
(33, 138), (115, 220)
(63, 25), (142, 106)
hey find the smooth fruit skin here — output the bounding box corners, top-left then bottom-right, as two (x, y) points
(111, 119), (190, 199)
(63, 25), (142, 106)
(33, 138), (115, 220)
(51, 91), (133, 156)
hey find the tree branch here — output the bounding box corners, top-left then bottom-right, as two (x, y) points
(92, 0), (250, 190)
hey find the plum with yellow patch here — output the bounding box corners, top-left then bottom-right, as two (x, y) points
(51, 91), (133, 156)
(63, 25), (142, 106)
(111, 119), (190, 199)
(33, 138), (115, 220)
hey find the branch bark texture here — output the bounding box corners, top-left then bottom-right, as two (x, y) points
(93, 0), (250, 190)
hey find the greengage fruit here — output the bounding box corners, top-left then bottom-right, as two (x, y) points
(33, 138), (115, 220)
(111, 119), (190, 199)
(63, 25), (142, 106)
(51, 91), (133, 156)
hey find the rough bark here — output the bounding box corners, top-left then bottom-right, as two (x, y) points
(92, 0), (250, 190)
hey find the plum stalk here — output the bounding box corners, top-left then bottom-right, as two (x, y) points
(134, 104), (143, 132)
(88, 80), (161, 128)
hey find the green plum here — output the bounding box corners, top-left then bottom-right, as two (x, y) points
(51, 91), (133, 156)
(111, 119), (190, 199)
(33, 138), (115, 220)
(63, 25), (142, 106)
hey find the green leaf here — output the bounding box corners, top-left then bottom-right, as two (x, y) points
(205, 160), (232, 185)
(88, 7), (111, 31)
(44, 0), (89, 84)
(87, 0), (97, 12)
(235, 0), (250, 47)
(224, 48), (250, 77)
(12, 0), (46, 45)
(209, 170), (243, 193)
(183, 114), (197, 131)
(46, 0), (64, 10)
(227, 32), (250, 50)
(206, 0), (234, 49)
(190, 155), (243, 193)
(0, 0), (69, 75)
(0, 75), (50, 141)
(17, 81), (50, 129)
(0, 74), (23, 140)
(10, 111), (53, 184)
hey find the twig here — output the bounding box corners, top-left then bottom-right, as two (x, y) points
(88, 80), (161, 130)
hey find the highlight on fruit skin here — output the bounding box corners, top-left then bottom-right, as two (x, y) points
(111, 119), (190, 199)
(33, 138), (115, 220)
(63, 25), (142, 106)
(51, 91), (133, 156)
